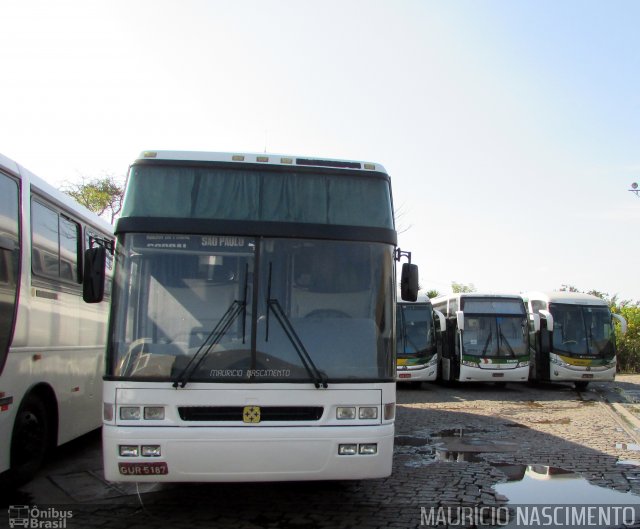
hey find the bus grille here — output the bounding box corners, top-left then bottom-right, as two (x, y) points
(178, 406), (324, 422)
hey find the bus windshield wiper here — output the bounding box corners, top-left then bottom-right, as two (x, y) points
(265, 263), (328, 389)
(481, 328), (493, 356)
(172, 264), (249, 388)
(497, 324), (516, 357)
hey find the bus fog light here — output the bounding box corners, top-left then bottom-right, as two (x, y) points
(120, 407), (141, 420)
(336, 407), (356, 420)
(359, 443), (377, 455)
(358, 407), (378, 419)
(141, 445), (161, 457)
(103, 403), (114, 421)
(119, 445), (139, 457)
(144, 407), (165, 420)
(383, 403), (395, 420)
(338, 444), (358, 455)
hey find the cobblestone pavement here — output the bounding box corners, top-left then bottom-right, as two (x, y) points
(4, 377), (640, 528)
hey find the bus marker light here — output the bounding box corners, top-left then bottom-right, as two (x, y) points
(141, 445), (161, 457)
(338, 444), (358, 455)
(232, 155), (245, 161)
(103, 403), (114, 421)
(359, 444), (377, 455)
(383, 403), (395, 420)
(144, 407), (165, 420)
(363, 163), (376, 170)
(256, 156), (269, 162)
(336, 407), (356, 420)
(120, 407), (141, 420)
(119, 445), (139, 457)
(359, 407), (378, 420)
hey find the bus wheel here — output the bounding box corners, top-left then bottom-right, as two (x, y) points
(574, 381), (589, 391)
(10, 394), (51, 486)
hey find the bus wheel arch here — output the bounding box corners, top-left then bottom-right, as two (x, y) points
(9, 384), (58, 485)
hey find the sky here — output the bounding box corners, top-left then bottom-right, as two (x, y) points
(1, 0), (639, 301)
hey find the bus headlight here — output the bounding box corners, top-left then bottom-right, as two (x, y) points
(358, 407), (378, 420)
(336, 407), (356, 420)
(359, 443), (378, 455)
(119, 445), (139, 457)
(141, 445), (162, 457)
(120, 407), (141, 420)
(338, 444), (358, 455)
(462, 360), (479, 367)
(518, 360), (530, 368)
(144, 407), (165, 420)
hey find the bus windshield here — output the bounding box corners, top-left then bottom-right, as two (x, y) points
(460, 298), (527, 359)
(549, 304), (615, 358)
(396, 304), (435, 360)
(109, 234), (395, 382)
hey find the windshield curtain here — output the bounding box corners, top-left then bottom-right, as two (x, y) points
(549, 304), (615, 358)
(396, 304), (435, 359)
(108, 234), (395, 382)
(121, 165), (394, 229)
(461, 315), (528, 358)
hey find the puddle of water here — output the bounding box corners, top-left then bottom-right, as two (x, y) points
(495, 465), (640, 505)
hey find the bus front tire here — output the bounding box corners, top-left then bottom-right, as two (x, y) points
(9, 394), (51, 486)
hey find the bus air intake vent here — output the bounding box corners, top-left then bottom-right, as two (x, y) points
(178, 406), (324, 422)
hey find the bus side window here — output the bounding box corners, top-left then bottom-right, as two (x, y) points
(32, 200), (81, 284)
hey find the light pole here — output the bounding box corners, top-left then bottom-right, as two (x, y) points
(631, 182), (639, 198)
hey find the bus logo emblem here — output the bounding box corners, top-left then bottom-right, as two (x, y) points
(243, 406), (261, 423)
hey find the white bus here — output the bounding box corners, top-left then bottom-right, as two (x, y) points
(0, 152), (113, 485)
(396, 300), (445, 383)
(523, 291), (627, 390)
(85, 151), (418, 482)
(431, 293), (531, 384)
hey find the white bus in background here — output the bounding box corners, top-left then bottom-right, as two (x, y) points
(523, 291), (627, 390)
(396, 300), (445, 384)
(0, 152), (113, 485)
(431, 293), (531, 385)
(85, 150), (419, 483)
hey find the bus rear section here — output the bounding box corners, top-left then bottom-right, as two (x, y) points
(98, 151), (419, 482)
(524, 291), (627, 389)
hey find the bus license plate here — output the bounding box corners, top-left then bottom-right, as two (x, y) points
(119, 462), (168, 476)
(581, 374), (594, 379)
(492, 373), (504, 378)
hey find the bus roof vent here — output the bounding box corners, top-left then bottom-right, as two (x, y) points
(296, 158), (361, 169)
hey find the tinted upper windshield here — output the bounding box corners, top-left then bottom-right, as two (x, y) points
(549, 303), (615, 358)
(108, 234), (395, 382)
(396, 304), (435, 359)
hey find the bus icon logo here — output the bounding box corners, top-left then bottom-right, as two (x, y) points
(243, 406), (260, 423)
(8, 505), (29, 528)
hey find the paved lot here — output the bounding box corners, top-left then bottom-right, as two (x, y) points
(4, 376), (640, 528)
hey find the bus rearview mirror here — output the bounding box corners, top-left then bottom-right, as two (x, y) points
(83, 246), (107, 303)
(400, 263), (418, 302)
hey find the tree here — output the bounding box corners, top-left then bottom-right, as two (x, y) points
(61, 174), (125, 224)
(426, 289), (440, 299)
(452, 281), (476, 293)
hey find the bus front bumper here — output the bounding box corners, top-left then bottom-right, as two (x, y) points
(103, 423), (394, 482)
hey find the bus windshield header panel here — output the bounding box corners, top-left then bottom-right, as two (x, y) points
(121, 162), (394, 230)
(461, 298), (525, 315)
(108, 234), (395, 383)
